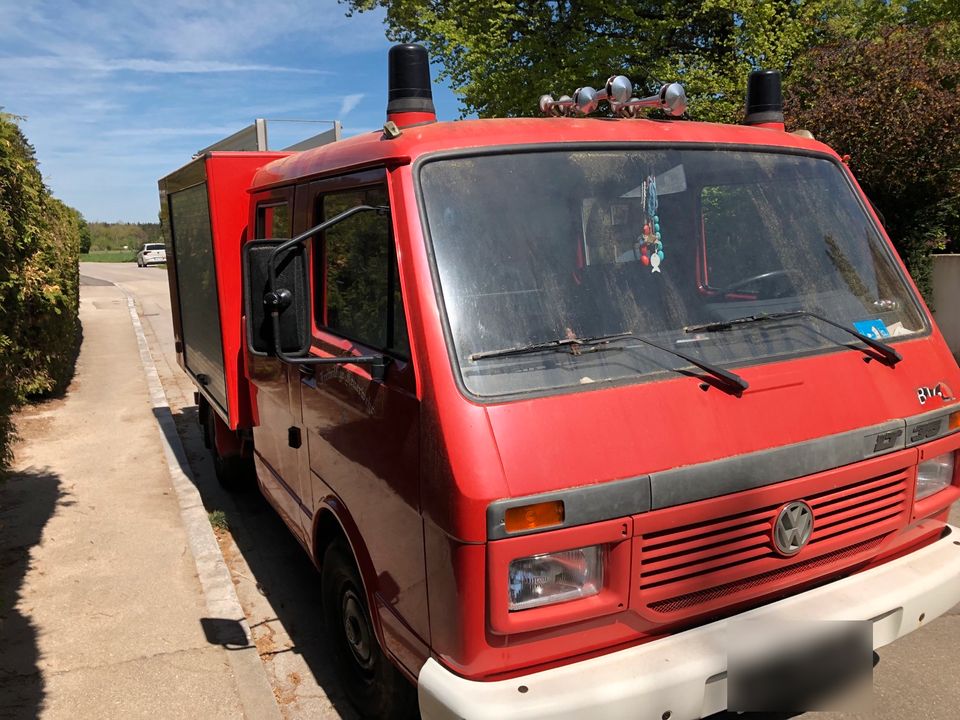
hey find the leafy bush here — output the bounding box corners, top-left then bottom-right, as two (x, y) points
(0, 113), (83, 468)
(785, 24), (960, 301)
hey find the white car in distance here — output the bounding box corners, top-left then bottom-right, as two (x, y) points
(137, 243), (166, 267)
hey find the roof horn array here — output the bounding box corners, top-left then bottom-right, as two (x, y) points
(539, 76), (687, 118)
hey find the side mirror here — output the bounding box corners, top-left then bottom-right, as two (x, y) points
(242, 205), (392, 381)
(243, 239), (310, 357)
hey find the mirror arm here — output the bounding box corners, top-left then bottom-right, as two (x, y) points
(262, 203), (392, 382)
(268, 310), (390, 382)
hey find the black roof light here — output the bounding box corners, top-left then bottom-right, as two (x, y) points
(386, 43), (436, 124)
(745, 69), (784, 126)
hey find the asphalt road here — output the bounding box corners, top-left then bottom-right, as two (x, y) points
(80, 261), (960, 719)
(79, 262), (179, 388)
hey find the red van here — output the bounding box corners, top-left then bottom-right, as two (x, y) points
(159, 44), (960, 719)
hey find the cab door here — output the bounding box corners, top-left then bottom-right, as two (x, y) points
(297, 170), (428, 650)
(248, 191), (311, 544)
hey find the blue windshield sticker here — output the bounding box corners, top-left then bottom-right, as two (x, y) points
(853, 318), (891, 339)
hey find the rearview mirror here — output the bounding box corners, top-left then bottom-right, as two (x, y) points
(242, 239), (310, 357)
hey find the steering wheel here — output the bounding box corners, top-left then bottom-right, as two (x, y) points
(720, 269), (800, 299)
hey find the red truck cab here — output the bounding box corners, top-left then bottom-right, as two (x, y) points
(160, 44), (960, 719)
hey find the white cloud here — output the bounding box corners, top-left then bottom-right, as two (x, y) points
(0, 1), (390, 63)
(111, 58), (327, 74)
(0, 1), (426, 221)
(338, 93), (364, 117)
(0, 55), (326, 74)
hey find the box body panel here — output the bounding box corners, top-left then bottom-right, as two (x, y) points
(159, 151), (289, 428)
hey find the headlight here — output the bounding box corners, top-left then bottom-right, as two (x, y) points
(508, 545), (604, 611)
(916, 452), (956, 500)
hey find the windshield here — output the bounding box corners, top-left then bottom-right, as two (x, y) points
(145, 243), (165, 251)
(419, 148), (927, 398)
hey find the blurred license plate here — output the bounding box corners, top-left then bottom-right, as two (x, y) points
(727, 620), (872, 713)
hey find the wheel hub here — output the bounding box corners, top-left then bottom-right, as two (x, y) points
(342, 589), (373, 670)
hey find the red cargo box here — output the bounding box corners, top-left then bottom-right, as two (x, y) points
(159, 151), (289, 429)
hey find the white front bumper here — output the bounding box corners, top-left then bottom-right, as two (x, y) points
(418, 525), (960, 720)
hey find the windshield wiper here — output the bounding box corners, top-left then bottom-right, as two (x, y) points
(469, 332), (633, 361)
(471, 331), (749, 395)
(684, 310), (902, 366)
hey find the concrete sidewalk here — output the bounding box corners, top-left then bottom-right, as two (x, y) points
(0, 283), (279, 719)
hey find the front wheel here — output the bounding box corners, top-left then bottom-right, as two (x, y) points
(321, 540), (416, 719)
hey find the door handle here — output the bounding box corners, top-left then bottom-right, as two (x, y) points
(288, 426), (302, 449)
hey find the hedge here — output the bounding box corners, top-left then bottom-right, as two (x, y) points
(0, 113), (83, 469)
(785, 25), (960, 302)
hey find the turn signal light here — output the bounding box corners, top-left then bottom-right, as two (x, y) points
(504, 500), (565, 533)
(949, 411), (960, 431)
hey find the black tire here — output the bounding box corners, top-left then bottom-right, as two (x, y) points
(204, 410), (251, 490)
(321, 540), (416, 719)
(212, 451), (251, 490)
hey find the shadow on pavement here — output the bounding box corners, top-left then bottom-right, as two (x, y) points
(153, 403), (358, 719)
(0, 467), (63, 720)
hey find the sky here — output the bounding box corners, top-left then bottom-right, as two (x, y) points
(0, 0), (461, 223)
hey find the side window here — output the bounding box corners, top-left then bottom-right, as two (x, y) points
(318, 185), (409, 357)
(255, 202), (291, 239)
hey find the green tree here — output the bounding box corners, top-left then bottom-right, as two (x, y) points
(78, 215), (92, 254)
(88, 221), (162, 251)
(784, 24), (960, 300)
(344, 0), (957, 296)
(827, 0), (959, 41)
(344, 0), (844, 122)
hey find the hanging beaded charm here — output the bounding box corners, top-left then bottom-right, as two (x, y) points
(643, 174), (663, 273)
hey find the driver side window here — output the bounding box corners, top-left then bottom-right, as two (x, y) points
(315, 185), (410, 358)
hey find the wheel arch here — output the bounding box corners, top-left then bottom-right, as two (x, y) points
(311, 498), (384, 643)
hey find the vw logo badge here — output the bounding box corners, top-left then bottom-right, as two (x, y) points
(772, 501), (814, 556)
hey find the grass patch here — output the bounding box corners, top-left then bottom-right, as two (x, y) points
(81, 250), (136, 263)
(208, 509), (229, 532)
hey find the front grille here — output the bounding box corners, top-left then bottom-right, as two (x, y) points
(648, 536), (885, 614)
(639, 470), (908, 614)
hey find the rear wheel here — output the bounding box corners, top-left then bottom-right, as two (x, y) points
(203, 410), (251, 490)
(321, 540), (416, 719)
